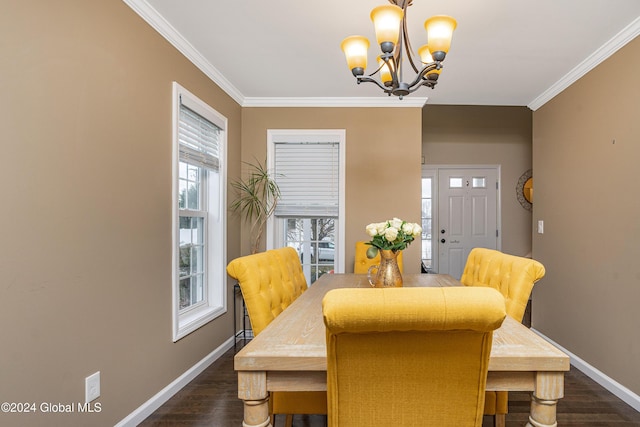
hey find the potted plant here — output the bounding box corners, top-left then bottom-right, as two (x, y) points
(230, 159), (281, 254)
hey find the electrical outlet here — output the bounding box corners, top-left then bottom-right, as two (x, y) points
(85, 372), (100, 403)
(537, 220), (544, 234)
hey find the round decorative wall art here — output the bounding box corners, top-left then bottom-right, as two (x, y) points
(516, 169), (533, 211)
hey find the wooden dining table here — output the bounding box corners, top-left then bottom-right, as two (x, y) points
(234, 273), (570, 427)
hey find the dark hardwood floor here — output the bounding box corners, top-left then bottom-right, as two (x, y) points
(140, 339), (640, 427)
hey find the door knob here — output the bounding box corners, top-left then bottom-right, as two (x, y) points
(441, 229), (446, 234)
(440, 238), (446, 244)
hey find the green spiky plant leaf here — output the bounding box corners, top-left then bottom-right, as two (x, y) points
(230, 159), (281, 254)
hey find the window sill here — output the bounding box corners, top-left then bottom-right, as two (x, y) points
(173, 304), (225, 342)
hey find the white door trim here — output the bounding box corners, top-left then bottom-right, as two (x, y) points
(422, 164), (502, 274)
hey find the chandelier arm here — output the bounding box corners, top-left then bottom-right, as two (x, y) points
(401, 8), (421, 74)
(382, 55), (401, 90)
(356, 75), (394, 94)
(393, 26), (404, 85)
(406, 79), (437, 94)
(367, 61), (386, 77)
(367, 53), (400, 91)
(405, 62), (440, 89)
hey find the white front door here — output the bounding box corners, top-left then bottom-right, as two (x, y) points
(437, 167), (499, 278)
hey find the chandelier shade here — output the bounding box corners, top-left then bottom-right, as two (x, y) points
(370, 5), (404, 52)
(340, 36), (370, 75)
(341, 0), (456, 99)
(417, 45), (440, 78)
(417, 45), (432, 63)
(424, 15), (457, 56)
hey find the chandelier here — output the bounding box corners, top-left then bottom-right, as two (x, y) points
(341, 0), (456, 99)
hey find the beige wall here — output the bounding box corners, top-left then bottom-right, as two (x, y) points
(532, 37), (640, 394)
(422, 105), (534, 257)
(0, 1), (242, 425)
(4, 0), (636, 423)
(241, 107), (423, 273)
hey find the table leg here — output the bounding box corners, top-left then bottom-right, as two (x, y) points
(526, 371), (564, 427)
(238, 371), (271, 427)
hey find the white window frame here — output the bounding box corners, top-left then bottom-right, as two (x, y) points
(172, 82), (227, 341)
(421, 167), (436, 272)
(266, 130), (346, 276)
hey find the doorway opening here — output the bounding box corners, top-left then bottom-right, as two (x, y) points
(422, 165), (501, 277)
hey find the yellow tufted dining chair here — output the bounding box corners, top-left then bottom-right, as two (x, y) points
(460, 247), (546, 427)
(354, 241), (404, 274)
(227, 247), (327, 427)
(322, 287), (506, 427)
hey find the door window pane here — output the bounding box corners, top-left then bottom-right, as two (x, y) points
(449, 177), (463, 188)
(472, 177), (486, 188)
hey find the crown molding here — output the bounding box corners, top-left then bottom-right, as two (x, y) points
(122, 0), (245, 106)
(242, 96), (429, 108)
(528, 16), (640, 111)
(125, 1), (638, 110)
(123, 0), (427, 109)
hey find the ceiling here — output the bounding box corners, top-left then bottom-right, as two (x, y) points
(127, 0), (640, 109)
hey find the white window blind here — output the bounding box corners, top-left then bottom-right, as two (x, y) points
(178, 103), (220, 171)
(274, 142), (339, 217)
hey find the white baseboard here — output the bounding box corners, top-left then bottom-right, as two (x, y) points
(115, 336), (235, 427)
(531, 328), (640, 413)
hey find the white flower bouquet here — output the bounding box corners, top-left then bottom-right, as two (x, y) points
(364, 217), (422, 258)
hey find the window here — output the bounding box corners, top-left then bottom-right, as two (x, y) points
(421, 175), (434, 272)
(472, 177), (486, 188)
(285, 217), (336, 283)
(267, 130), (345, 284)
(449, 177), (463, 188)
(172, 82), (226, 341)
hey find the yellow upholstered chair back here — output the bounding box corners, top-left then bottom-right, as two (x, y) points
(460, 247), (545, 322)
(460, 247), (545, 423)
(272, 246), (309, 299)
(227, 247), (325, 426)
(354, 241), (404, 274)
(323, 287), (506, 427)
(226, 247), (307, 336)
